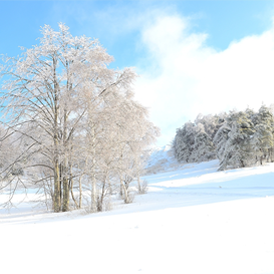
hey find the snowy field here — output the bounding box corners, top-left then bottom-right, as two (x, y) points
(1, 159), (274, 274)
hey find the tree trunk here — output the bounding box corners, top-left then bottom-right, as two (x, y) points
(53, 58), (61, 212)
(62, 109), (70, 212)
(70, 178), (79, 209)
(120, 179), (128, 203)
(62, 176), (69, 211)
(137, 175), (141, 193)
(53, 160), (61, 212)
(91, 123), (97, 212)
(79, 175), (82, 209)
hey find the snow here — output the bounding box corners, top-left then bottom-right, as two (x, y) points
(1, 156), (274, 274)
(145, 145), (180, 174)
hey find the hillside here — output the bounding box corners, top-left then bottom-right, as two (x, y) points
(1, 153), (274, 274)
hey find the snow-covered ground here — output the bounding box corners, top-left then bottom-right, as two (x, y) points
(1, 158), (274, 274)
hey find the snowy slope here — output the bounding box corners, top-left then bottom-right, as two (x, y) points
(145, 145), (180, 174)
(1, 158), (274, 274)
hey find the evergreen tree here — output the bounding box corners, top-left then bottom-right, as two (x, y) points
(173, 122), (196, 163)
(191, 128), (216, 162)
(252, 105), (274, 164)
(213, 122), (231, 164)
(218, 110), (255, 170)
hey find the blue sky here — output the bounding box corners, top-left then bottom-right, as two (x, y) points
(1, 0), (274, 146)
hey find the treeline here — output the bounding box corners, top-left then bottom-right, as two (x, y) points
(172, 105), (274, 170)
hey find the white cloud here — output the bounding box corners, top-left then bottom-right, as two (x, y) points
(48, 3), (274, 146)
(134, 14), (274, 146)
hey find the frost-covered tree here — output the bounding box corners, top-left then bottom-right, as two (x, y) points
(190, 124), (216, 162)
(173, 114), (225, 163)
(213, 122), (230, 163)
(217, 110), (255, 170)
(251, 105), (274, 164)
(195, 113), (225, 140)
(0, 23), (158, 212)
(172, 122), (196, 163)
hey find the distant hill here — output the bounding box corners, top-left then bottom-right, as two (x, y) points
(145, 145), (180, 174)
